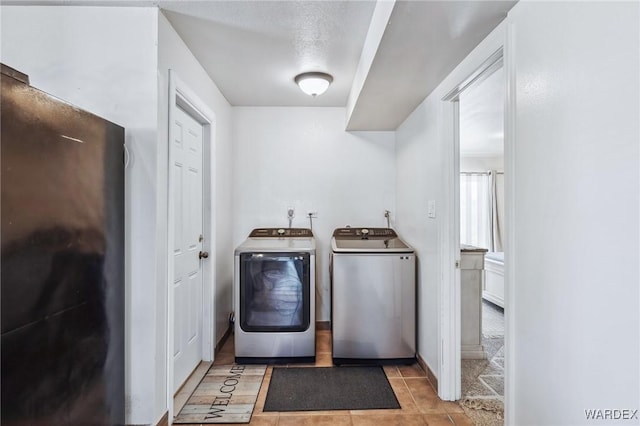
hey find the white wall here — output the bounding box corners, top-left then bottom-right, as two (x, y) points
(395, 20), (507, 384)
(397, 1), (639, 424)
(232, 107), (396, 320)
(158, 11), (234, 355)
(460, 156), (503, 173)
(395, 99), (443, 373)
(508, 2), (639, 424)
(0, 6), (163, 424)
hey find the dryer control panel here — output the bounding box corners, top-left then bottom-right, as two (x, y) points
(249, 228), (314, 238)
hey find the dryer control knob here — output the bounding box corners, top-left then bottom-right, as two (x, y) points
(277, 228), (286, 235)
(361, 228), (369, 235)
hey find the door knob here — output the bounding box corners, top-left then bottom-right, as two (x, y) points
(199, 251), (209, 259)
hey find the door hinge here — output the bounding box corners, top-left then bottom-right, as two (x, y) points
(455, 260), (460, 268)
(199, 234), (204, 242)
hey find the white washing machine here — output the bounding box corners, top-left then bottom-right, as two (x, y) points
(234, 228), (315, 363)
(331, 227), (416, 364)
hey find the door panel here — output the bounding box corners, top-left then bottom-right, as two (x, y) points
(172, 106), (203, 392)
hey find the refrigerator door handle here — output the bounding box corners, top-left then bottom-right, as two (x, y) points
(124, 143), (130, 168)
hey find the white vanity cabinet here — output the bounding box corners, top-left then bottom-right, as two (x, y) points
(460, 245), (488, 359)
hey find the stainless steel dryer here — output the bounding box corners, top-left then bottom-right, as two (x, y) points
(331, 227), (416, 364)
(234, 228), (315, 363)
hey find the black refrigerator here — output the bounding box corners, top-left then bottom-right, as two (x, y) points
(1, 64), (125, 425)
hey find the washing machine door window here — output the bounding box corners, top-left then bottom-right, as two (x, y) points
(239, 252), (311, 332)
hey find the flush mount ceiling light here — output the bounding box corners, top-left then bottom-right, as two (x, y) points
(294, 72), (333, 97)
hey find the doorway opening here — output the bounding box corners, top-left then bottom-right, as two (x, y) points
(441, 48), (507, 422)
(457, 62), (505, 421)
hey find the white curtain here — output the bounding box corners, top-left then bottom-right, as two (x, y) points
(489, 170), (504, 252)
(460, 170), (504, 251)
(460, 173), (491, 249)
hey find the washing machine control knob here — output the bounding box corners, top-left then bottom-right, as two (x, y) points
(277, 228), (286, 236)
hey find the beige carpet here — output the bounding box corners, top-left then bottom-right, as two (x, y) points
(459, 301), (504, 426)
(460, 397), (503, 426)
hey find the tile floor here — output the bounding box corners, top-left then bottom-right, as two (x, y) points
(174, 329), (475, 426)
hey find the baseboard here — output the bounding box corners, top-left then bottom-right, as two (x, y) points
(155, 411), (168, 426)
(215, 324), (233, 355)
(461, 344), (486, 360)
(316, 321), (330, 330)
(417, 353), (438, 392)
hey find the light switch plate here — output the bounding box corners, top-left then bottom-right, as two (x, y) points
(427, 200), (436, 218)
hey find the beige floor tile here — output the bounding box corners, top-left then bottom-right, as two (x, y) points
(218, 338), (235, 354)
(351, 413), (427, 425)
(383, 365), (401, 378)
(448, 413), (475, 426)
(404, 378), (447, 414)
(264, 366), (273, 378)
(413, 397), (449, 415)
(441, 401), (465, 414)
(277, 414), (352, 426)
(248, 414), (280, 425)
(316, 332), (332, 353)
(315, 352), (333, 367)
(213, 351), (235, 365)
(252, 407), (279, 417)
(258, 380), (269, 392)
(405, 378), (438, 400)
(216, 337), (233, 352)
(220, 415), (279, 426)
(423, 413), (454, 426)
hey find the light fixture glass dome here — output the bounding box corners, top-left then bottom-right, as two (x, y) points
(295, 72), (333, 97)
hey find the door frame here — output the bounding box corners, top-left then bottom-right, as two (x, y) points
(439, 46), (508, 401)
(166, 70), (216, 419)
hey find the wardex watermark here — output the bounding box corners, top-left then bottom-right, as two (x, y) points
(585, 409), (638, 421)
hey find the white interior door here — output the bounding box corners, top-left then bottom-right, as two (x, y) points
(172, 105), (204, 392)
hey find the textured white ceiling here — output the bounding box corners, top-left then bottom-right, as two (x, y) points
(160, 0), (516, 128)
(460, 66), (504, 157)
(7, 1), (517, 128)
(161, 1), (375, 107)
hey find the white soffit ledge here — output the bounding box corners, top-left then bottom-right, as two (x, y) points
(346, 0), (396, 127)
(346, 0), (516, 131)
